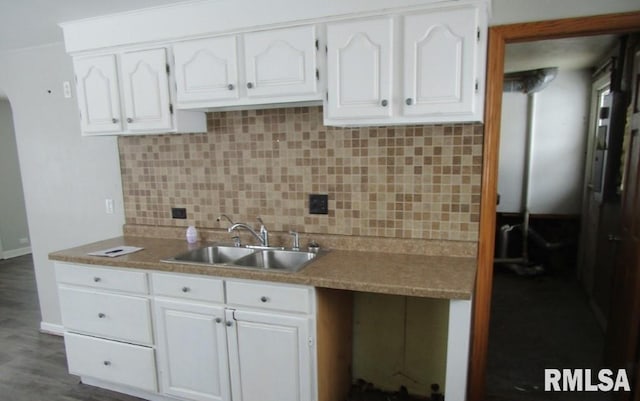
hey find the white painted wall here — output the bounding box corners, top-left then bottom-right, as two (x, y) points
(490, 0), (640, 25)
(0, 99), (30, 256)
(497, 69), (591, 215)
(0, 43), (125, 330)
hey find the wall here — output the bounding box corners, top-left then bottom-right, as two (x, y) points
(0, 99), (30, 256)
(497, 69), (591, 215)
(120, 107), (483, 242)
(490, 0), (640, 25)
(0, 43), (125, 331)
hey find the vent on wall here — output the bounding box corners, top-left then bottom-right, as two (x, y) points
(503, 67), (559, 94)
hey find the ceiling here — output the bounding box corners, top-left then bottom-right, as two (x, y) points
(504, 35), (619, 73)
(0, 0), (192, 54)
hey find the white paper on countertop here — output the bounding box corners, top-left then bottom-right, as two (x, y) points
(88, 246), (144, 258)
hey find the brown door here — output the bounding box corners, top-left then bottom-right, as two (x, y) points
(606, 42), (640, 401)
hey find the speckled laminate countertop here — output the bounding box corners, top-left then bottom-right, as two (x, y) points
(49, 236), (477, 300)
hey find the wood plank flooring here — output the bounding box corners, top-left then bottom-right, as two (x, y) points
(0, 255), (143, 401)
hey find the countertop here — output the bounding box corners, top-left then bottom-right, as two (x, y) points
(49, 236), (477, 300)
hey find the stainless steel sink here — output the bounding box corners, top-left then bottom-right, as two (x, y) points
(231, 249), (317, 272)
(162, 244), (323, 273)
(165, 245), (255, 265)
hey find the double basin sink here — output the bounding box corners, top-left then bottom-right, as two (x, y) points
(162, 244), (323, 273)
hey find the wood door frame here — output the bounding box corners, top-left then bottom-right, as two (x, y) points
(469, 11), (640, 401)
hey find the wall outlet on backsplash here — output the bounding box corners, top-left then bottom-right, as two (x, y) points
(309, 194), (329, 215)
(171, 207), (187, 219)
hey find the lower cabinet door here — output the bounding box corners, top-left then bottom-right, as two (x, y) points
(154, 298), (231, 401)
(64, 332), (157, 392)
(226, 309), (314, 401)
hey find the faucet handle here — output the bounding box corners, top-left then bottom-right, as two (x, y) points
(289, 231), (300, 251)
(217, 214), (234, 226)
(256, 217), (269, 247)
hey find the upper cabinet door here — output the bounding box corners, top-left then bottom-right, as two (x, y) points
(403, 6), (478, 117)
(120, 48), (173, 132)
(74, 55), (122, 134)
(326, 17), (393, 120)
(174, 36), (239, 105)
(243, 25), (318, 98)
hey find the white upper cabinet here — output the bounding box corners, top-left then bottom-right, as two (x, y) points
(173, 25), (321, 109)
(326, 17), (393, 120)
(243, 25), (318, 98)
(73, 49), (206, 136)
(324, 3), (487, 126)
(403, 6), (478, 118)
(174, 36), (239, 104)
(74, 55), (122, 134)
(120, 48), (173, 132)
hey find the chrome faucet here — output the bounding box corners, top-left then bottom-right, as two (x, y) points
(217, 214), (241, 247)
(228, 218), (269, 247)
(289, 231), (300, 251)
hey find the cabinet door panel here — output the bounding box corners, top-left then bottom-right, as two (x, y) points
(244, 25), (318, 98)
(326, 17), (393, 119)
(121, 48), (173, 132)
(154, 298), (231, 401)
(74, 55), (122, 134)
(174, 36), (239, 104)
(403, 7), (478, 117)
(227, 310), (313, 401)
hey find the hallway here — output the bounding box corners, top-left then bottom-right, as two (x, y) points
(486, 266), (609, 401)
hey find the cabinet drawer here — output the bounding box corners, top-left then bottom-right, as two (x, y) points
(55, 262), (148, 294)
(65, 332), (157, 393)
(59, 286), (153, 345)
(226, 280), (312, 314)
(152, 272), (224, 303)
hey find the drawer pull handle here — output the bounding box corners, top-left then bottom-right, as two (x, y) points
(182, 286), (190, 293)
(260, 296), (268, 303)
(103, 361), (111, 366)
(215, 318), (222, 324)
(98, 313), (106, 318)
(226, 321), (233, 327)
(93, 277), (101, 282)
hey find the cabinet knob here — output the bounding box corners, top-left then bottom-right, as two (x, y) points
(182, 286), (190, 293)
(405, 98), (413, 106)
(215, 318), (222, 324)
(127, 117), (133, 123)
(98, 313), (106, 318)
(111, 118), (118, 124)
(260, 296), (268, 303)
(228, 84), (235, 90)
(103, 361), (111, 366)
(381, 99), (388, 107)
(226, 321), (233, 327)
(93, 277), (101, 282)
(247, 82), (253, 89)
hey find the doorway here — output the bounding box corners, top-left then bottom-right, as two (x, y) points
(469, 12), (640, 401)
(0, 96), (31, 260)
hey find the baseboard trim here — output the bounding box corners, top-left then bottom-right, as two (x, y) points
(40, 322), (64, 336)
(3, 246), (32, 259)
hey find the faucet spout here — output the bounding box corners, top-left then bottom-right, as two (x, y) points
(228, 223), (266, 246)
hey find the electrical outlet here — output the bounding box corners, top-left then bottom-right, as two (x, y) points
(105, 198), (114, 214)
(309, 194), (329, 214)
(171, 207), (187, 219)
(62, 81), (72, 98)
(19, 237), (29, 245)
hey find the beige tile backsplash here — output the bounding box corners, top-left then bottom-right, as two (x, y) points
(119, 106), (482, 242)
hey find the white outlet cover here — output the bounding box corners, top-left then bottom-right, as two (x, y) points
(62, 81), (72, 98)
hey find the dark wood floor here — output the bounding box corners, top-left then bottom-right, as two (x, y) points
(0, 254), (143, 401)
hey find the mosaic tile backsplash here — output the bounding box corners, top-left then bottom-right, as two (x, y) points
(119, 106), (482, 241)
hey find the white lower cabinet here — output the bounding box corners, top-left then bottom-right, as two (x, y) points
(226, 309), (313, 401)
(151, 274), (316, 401)
(154, 298), (231, 401)
(56, 264), (321, 401)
